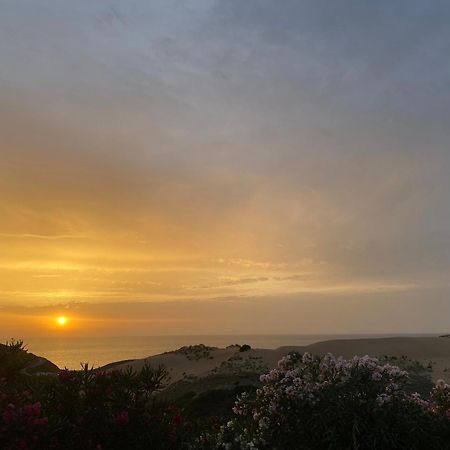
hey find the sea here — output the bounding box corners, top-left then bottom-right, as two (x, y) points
(9, 333), (439, 370)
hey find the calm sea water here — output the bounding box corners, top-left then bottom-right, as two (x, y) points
(12, 334), (437, 369)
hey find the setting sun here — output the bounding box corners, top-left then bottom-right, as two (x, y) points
(56, 316), (67, 326)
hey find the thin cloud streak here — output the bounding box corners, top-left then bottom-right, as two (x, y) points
(0, 233), (89, 240)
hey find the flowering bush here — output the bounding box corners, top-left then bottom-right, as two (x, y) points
(430, 379), (450, 418)
(213, 353), (450, 450)
(0, 364), (189, 450)
(0, 393), (50, 450)
(2, 347), (450, 449)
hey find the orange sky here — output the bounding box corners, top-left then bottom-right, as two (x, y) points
(1, 1), (450, 336)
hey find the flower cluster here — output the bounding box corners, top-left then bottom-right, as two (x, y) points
(0, 392), (50, 450)
(429, 379), (450, 418)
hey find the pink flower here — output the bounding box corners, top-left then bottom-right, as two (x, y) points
(172, 413), (182, 426)
(169, 430), (177, 442)
(15, 437), (29, 450)
(24, 402), (41, 417)
(2, 403), (18, 423)
(114, 411), (129, 426)
(16, 438), (29, 450)
(33, 417), (49, 426)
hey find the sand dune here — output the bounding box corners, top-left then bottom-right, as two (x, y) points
(103, 337), (450, 384)
(297, 336), (450, 382)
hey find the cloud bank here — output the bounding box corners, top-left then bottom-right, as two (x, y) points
(1, 1), (450, 333)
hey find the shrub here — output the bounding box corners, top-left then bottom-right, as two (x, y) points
(212, 353), (450, 450)
(430, 379), (450, 416)
(2, 351), (450, 449)
(0, 363), (190, 450)
(0, 340), (30, 383)
(239, 345), (251, 353)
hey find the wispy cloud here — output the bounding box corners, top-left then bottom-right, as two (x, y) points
(0, 233), (88, 240)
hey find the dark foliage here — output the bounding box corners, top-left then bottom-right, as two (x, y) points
(238, 345), (251, 353)
(1, 342), (450, 450)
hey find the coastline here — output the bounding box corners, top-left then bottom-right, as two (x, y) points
(104, 336), (450, 384)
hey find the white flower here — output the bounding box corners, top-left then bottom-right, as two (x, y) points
(372, 371), (382, 381)
(376, 394), (391, 405)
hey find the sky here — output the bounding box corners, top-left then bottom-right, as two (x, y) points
(1, 0), (450, 336)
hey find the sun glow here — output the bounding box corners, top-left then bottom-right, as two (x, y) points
(56, 316), (67, 326)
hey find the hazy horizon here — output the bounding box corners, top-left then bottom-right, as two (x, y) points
(2, 1), (450, 336)
(6, 333), (445, 369)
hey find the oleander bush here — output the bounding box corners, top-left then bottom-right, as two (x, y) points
(0, 363), (189, 450)
(209, 353), (450, 450)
